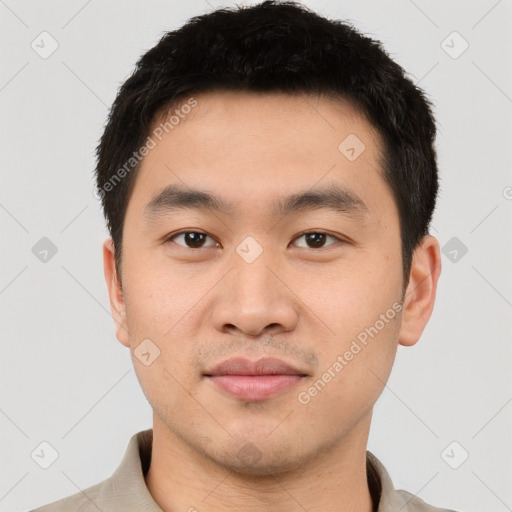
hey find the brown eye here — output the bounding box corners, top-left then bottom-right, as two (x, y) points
(292, 232), (339, 249)
(166, 231), (218, 249)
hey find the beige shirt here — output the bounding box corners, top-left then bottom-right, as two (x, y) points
(31, 429), (459, 512)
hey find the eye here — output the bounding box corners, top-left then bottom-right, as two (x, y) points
(164, 230), (343, 250)
(165, 231), (219, 249)
(291, 231), (341, 249)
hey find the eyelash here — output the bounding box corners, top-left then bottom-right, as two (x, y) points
(163, 230), (344, 250)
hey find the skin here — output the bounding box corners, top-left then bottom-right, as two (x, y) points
(103, 90), (441, 512)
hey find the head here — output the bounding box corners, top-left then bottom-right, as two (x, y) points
(99, 1), (441, 475)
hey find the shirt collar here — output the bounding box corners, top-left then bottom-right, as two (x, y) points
(102, 429), (412, 512)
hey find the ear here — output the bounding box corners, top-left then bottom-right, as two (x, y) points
(103, 238), (130, 347)
(398, 235), (442, 347)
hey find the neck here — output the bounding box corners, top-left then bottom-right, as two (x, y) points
(145, 412), (375, 512)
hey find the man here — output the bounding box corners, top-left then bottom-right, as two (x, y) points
(32, 1), (458, 511)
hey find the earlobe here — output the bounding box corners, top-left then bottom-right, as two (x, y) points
(102, 238), (130, 347)
(398, 235), (442, 347)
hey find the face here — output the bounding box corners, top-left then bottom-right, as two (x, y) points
(104, 90), (439, 475)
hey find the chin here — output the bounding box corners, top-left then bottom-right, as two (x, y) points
(204, 437), (315, 478)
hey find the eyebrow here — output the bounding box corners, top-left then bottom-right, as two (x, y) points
(143, 183), (368, 222)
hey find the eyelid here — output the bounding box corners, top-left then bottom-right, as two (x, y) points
(164, 229), (348, 249)
(164, 230), (219, 248)
(290, 230), (344, 249)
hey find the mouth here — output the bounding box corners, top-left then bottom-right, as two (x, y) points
(204, 357), (308, 401)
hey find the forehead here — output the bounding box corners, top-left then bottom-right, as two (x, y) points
(127, 90), (395, 224)
(153, 90), (380, 149)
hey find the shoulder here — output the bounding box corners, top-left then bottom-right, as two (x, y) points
(396, 489), (462, 512)
(28, 429), (155, 512)
(29, 479), (108, 512)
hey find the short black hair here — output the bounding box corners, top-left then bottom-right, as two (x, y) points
(95, 0), (438, 286)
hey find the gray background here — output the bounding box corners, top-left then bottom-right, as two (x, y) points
(1, 1), (511, 511)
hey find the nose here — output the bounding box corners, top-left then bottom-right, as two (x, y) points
(210, 246), (299, 338)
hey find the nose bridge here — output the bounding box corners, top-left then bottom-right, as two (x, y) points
(210, 235), (298, 336)
(232, 235), (280, 305)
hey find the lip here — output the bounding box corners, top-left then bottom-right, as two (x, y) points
(205, 356), (306, 377)
(204, 357), (307, 401)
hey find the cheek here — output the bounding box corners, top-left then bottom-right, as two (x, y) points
(295, 255), (402, 393)
(121, 262), (202, 371)
(122, 254), (184, 334)
(296, 313), (400, 431)
(296, 256), (402, 331)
